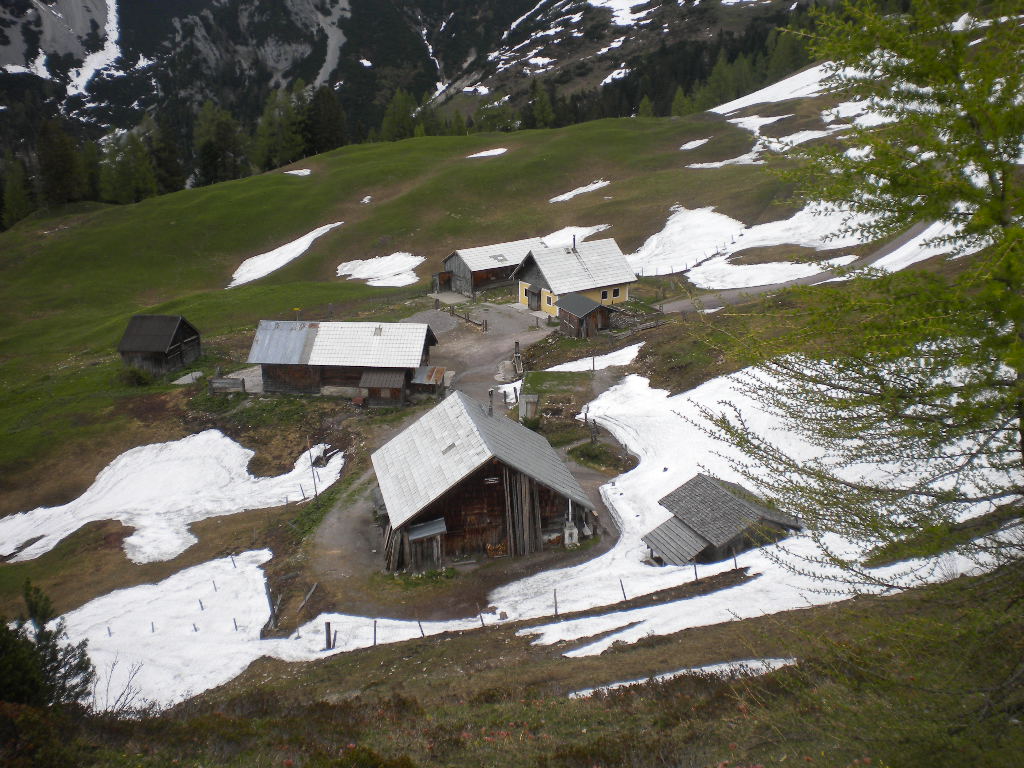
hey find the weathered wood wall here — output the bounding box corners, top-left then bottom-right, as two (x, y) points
(385, 458), (573, 570)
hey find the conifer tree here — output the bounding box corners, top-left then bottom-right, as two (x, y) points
(37, 120), (84, 207)
(670, 85), (690, 117)
(379, 89), (417, 141)
(636, 95), (654, 117)
(303, 85), (348, 155)
(2, 152), (34, 228)
(531, 79), (555, 128)
(702, 0), (1024, 586)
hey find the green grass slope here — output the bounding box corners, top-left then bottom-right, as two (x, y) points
(0, 114), (789, 482)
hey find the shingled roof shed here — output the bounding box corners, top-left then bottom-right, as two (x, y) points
(643, 474), (800, 566)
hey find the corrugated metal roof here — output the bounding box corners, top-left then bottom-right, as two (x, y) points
(449, 237), (546, 273)
(412, 366), (446, 385)
(360, 369), (406, 389)
(247, 321), (435, 368)
(372, 391), (593, 530)
(247, 320), (317, 364)
(516, 239), (636, 295)
(658, 474), (799, 548)
(557, 292), (603, 319)
(642, 517), (709, 566)
(118, 315), (198, 353)
(408, 517), (447, 541)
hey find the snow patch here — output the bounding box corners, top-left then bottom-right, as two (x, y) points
(542, 224), (611, 249)
(283, 169), (311, 176)
(337, 252), (424, 287)
(466, 148), (508, 158)
(549, 180), (611, 203)
(67, 0), (122, 97)
(629, 204), (871, 287)
(569, 658), (797, 698)
(712, 63), (831, 115)
(679, 139), (710, 151)
(228, 222), (343, 288)
(0, 431), (344, 564)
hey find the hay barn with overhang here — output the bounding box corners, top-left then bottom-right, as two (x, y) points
(246, 320), (438, 403)
(372, 390), (595, 571)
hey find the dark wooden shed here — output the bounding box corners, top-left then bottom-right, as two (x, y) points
(372, 391), (595, 571)
(642, 474), (801, 566)
(118, 315), (201, 375)
(558, 293), (613, 338)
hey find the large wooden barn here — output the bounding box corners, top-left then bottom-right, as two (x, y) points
(512, 238), (636, 317)
(642, 474), (801, 566)
(247, 320), (437, 402)
(118, 314), (201, 375)
(436, 237), (546, 297)
(372, 391), (595, 571)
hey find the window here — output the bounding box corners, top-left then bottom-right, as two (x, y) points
(546, 295), (552, 306)
(601, 290), (609, 300)
(612, 287), (620, 298)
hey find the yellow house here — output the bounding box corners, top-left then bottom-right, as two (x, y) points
(511, 238), (637, 317)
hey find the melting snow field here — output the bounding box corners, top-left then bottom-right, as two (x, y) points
(568, 658), (797, 698)
(549, 180), (610, 203)
(51, 353), (994, 707)
(228, 222), (343, 288)
(283, 169), (311, 176)
(679, 138), (710, 151)
(712, 63), (830, 115)
(466, 148), (508, 158)
(0, 431), (344, 564)
(337, 252), (425, 287)
(629, 204), (867, 288)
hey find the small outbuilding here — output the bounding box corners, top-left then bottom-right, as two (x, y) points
(512, 238), (636, 317)
(557, 293), (613, 338)
(437, 237), (546, 297)
(118, 315), (201, 375)
(643, 474), (800, 566)
(372, 390), (595, 571)
(247, 320), (437, 402)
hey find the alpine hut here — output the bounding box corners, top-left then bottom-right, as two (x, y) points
(246, 320), (437, 403)
(437, 237), (546, 297)
(118, 314), (201, 375)
(512, 238), (636, 317)
(372, 390), (595, 571)
(642, 474), (800, 566)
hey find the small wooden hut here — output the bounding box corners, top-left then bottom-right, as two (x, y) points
(642, 474), (801, 566)
(558, 293), (613, 338)
(118, 315), (201, 375)
(372, 391), (595, 571)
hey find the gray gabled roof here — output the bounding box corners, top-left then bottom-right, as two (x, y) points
(658, 474), (799, 549)
(372, 390), (593, 530)
(642, 516), (709, 566)
(247, 321), (436, 368)
(557, 292), (604, 319)
(118, 315), (199, 353)
(513, 239), (636, 295)
(446, 237), (546, 273)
